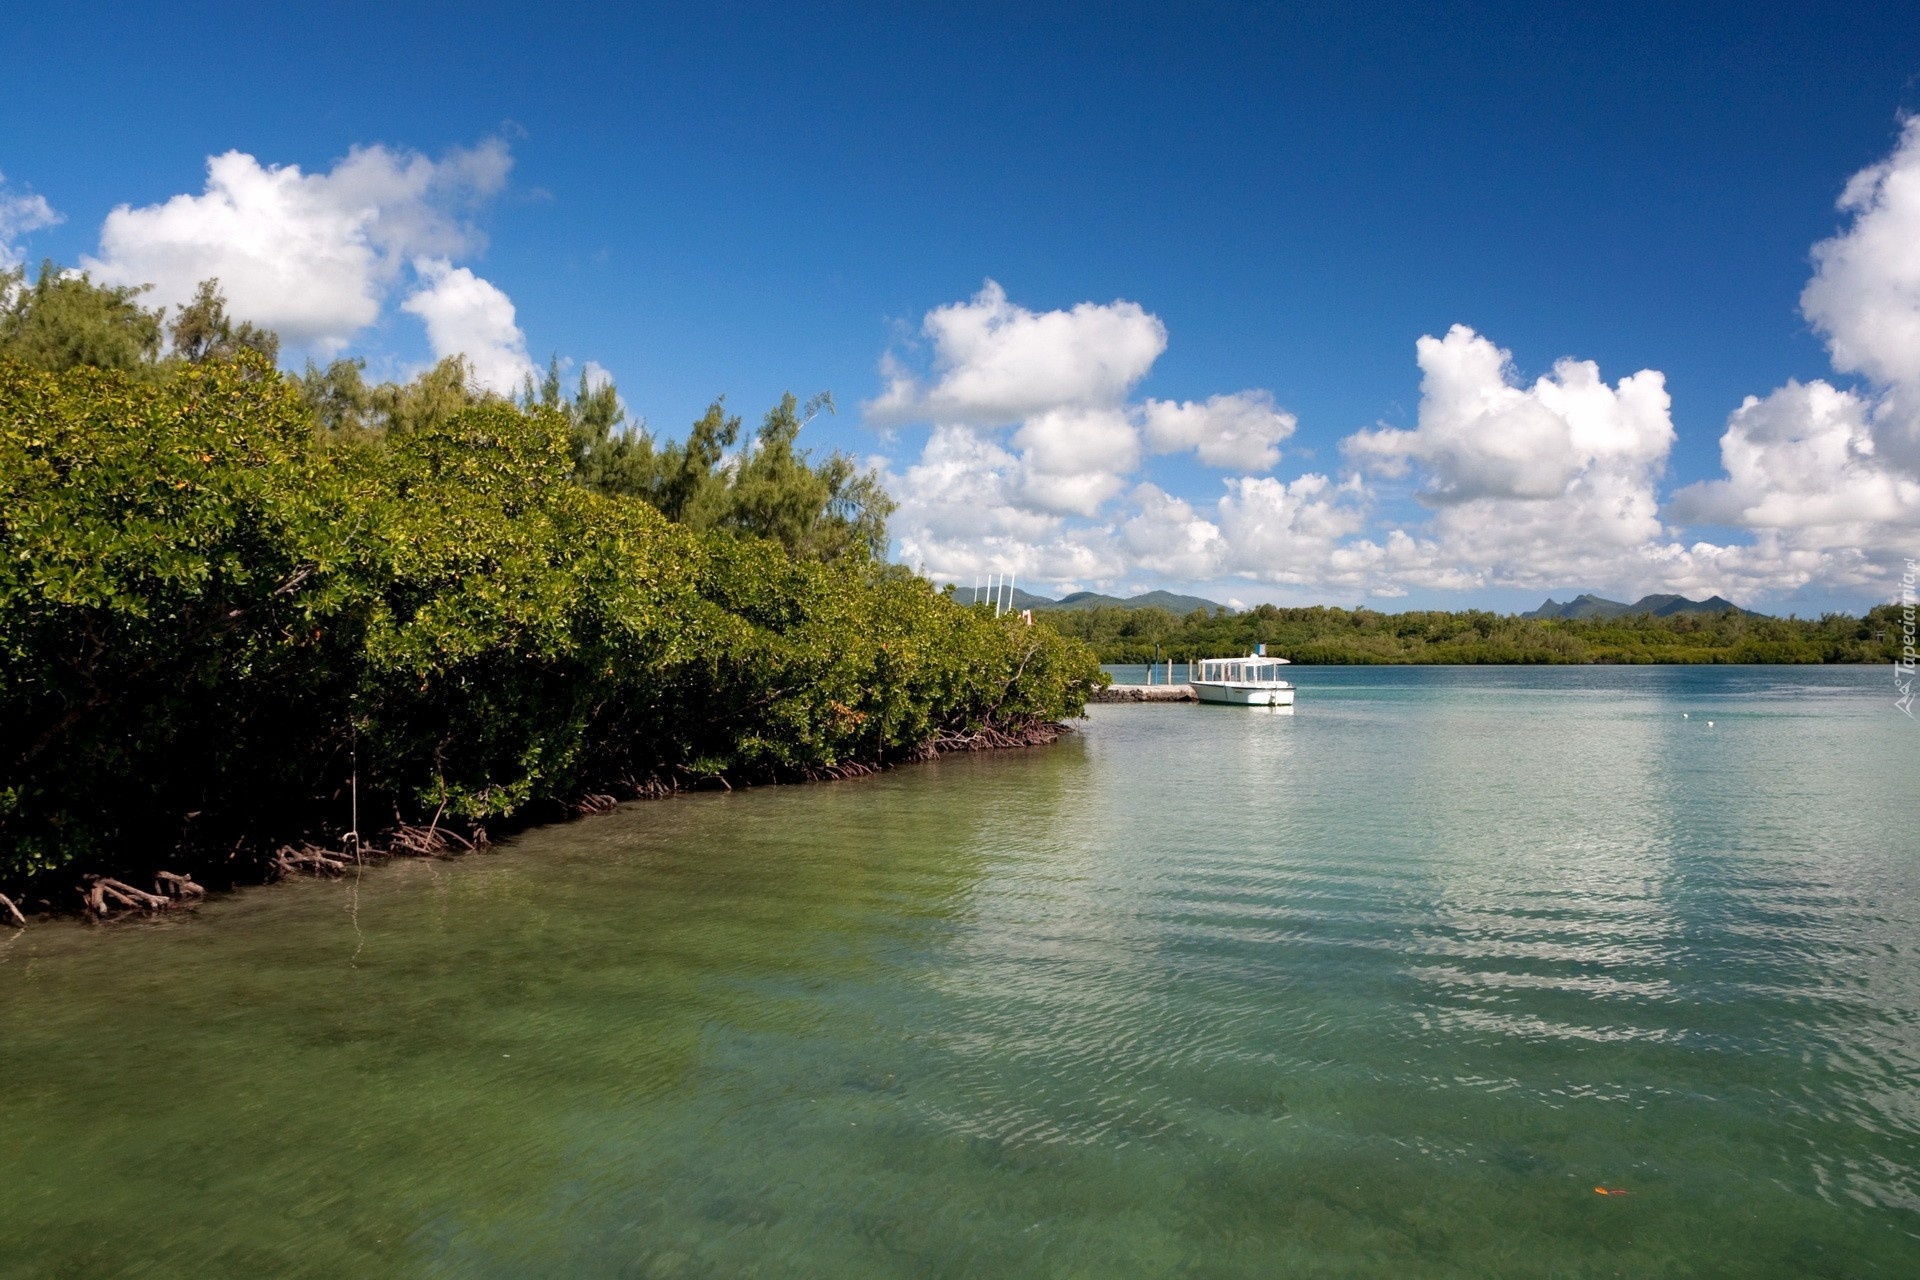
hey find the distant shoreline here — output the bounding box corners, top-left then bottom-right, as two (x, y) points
(1099, 656), (1891, 668)
(1051, 601), (1902, 667)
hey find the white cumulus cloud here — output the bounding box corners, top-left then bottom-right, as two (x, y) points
(867, 279), (1167, 426)
(82, 140), (513, 356)
(1117, 485), (1228, 580)
(1347, 324), (1673, 507)
(1216, 473), (1374, 582)
(1671, 381), (1892, 529)
(1658, 117), (1920, 587)
(1012, 407), (1141, 515)
(1140, 391), (1297, 470)
(0, 173), (62, 269)
(1666, 381), (1918, 589)
(882, 308), (1837, 604)
(1801, 115), (1920, 465)
(886, 422), (1144, 587)
(402, 257), (535, 394)
(873, 281), (1307, 592)
(1334, 325), (1685, 593)
(884, 121), (1920, 609)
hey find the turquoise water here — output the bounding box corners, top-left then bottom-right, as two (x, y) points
(2, 666), (1917, 1277)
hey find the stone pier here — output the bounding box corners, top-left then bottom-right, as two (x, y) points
(1089, 683), (1196, 703)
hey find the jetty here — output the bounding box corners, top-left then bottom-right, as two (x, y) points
(1090, 683), (1196, 703)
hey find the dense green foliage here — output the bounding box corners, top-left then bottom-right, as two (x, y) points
(1047, 602), (1905, 665)
(1, 264), (280, 377)
(4, 266), (892, 563)
(0, 355), (1094, 896)
(296, 357), (894, 561)
(0, 262), (166, 375)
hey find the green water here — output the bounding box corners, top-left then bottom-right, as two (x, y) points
(3, 666), (1917, 1278)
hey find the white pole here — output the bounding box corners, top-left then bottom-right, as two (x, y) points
(1006, 570), (1016, 615)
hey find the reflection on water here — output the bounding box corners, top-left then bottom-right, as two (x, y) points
(2, 666), (1917, 1277)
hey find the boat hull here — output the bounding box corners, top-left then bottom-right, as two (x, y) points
(1191, 681), (1295, 707)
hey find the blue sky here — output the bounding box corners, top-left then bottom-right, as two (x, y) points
(5, 2), (1918, 611)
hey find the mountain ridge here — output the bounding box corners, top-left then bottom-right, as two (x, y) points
(1523, 592), (1757, 620)
(952, 587), (1231, 614)
(950, 586), (1759, 620)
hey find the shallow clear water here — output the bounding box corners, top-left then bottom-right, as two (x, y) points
(3, 666), (1918, 1278)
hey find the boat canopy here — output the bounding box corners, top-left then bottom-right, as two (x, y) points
(1193, 654), (1292, 685)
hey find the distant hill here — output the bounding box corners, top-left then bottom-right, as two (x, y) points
(957, 584), (1755, 621)
(1524, 592), (1756, 620)
(1049, 589), (1229, 614)
(950, 586), (1059, 612)
(951, 586), (1231, 615)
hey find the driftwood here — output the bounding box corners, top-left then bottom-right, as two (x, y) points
(0, 893), (24, 928)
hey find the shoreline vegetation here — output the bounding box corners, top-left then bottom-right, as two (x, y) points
(0, 267), (1097, 924)
(0, 265), (1897, 924)
(1044, 601), (1904, 666)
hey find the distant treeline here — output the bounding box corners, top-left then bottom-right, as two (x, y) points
(1041, 602), (1906, 665)
(0, 266), (1097, 909)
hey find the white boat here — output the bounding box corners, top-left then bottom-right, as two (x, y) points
(1191, 652), (1295, 706)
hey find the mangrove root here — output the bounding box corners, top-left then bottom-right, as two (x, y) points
(19, 723), (1074, 924)
(271, 817), (488, 881)
(571, 792), (620, 816)
(388, 824), (448, 856)
(82, 876), (173, 916)
(926, 721), (1069, 755)
(156, 871), (205, 900)
(807, 761), (879, 781)
(274, 843), (355, 877)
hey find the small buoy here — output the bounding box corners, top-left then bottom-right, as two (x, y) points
(1682, 713), (1689, 719)
(1594, 1186), (1631, 1196)
(1707, 721), (1714, 727)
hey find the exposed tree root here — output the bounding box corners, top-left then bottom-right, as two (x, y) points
(269, 816), (489, 883)
(22, 719), (1077, 924)
(274, 843), (355, 877)
(803, 760), (879, 781)
(571, 792), (620, 816)
(81, 876), (171, 917)
(155, 871), (205, 900)
(926, 721), (1069, 755)
(76, 870), (209, 918)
